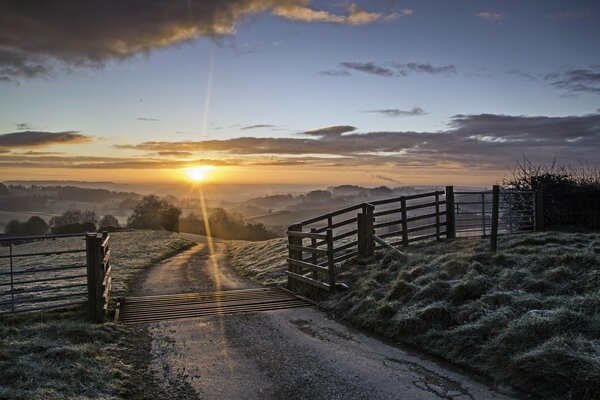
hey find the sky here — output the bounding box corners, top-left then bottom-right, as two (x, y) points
(0, 0), (599, 186)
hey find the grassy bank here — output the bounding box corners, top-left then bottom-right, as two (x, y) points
(226, 232), (600, 399)
(0, 230), (194, 400)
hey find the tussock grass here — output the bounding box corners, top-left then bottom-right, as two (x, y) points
(0, 230), (194, 399)
(227, 232), (600, 399)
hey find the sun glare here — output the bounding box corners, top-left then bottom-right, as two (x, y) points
(184, 166), (214, 182)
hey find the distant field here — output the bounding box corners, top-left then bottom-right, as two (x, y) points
(246, 206), (345, 229)
(227, 231), (600, 400)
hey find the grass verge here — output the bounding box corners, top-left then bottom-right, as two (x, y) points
(0, 230), (194, 400)
(226, 232), (600, 400)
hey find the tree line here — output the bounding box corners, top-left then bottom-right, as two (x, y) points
(4, 194), (275, 241)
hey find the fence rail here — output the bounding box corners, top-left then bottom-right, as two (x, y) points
(286, 186), (540, 300)
(0, 232), (112, 322)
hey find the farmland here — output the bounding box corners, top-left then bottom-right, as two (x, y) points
(227, 231), (600, 400)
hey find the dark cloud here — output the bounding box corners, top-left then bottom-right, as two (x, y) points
(545, 67), (600, 94)
(319, 70), (351, 77)
(363, 107), (426, 117)
(16, 122), (35, 130)
(0, 131), (92, 148)
(393, 63), (456, 76)
(0, 1), (396, 80)
(337, 61), (456, 77)
(373, 175), (402, 184)
(241, 124), (276, 130)
(301, 125), (357, 136)
(512, 66), (600, 95)
(137, 117), (159, 122)
(339, 62), (394, 77)
(114, 113), (600, 169)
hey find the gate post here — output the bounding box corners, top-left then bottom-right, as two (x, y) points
(86, 233), (104, 323)
(326, 229), (336, 292)
(535, 189), (544, 231)
(357, 203), (374, 258)
(287, 224), (303, 292)
(490, 185), (500, 252)
(445, 186), (456, 238)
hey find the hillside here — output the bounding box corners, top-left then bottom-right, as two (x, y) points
(226, 231), (600, 400)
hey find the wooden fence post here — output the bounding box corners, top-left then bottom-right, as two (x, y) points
(435, 192), (441, 241)
(535, 189), (544, 231)
(326, 229), (335, 292)
(445, 186), (456, 238)
(400, 197), (408, 246)
(357, 204), (374, 258)
(86, 233), (104, 323)
(310, 228), (319, 281)
(490, 185), (500, 252)
(287, 224), (303, 292)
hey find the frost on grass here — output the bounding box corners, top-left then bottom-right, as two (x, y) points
(322, 232), (600, 400)
(0, 230), (194, 400)
(227, 238), (288, 286)
(227, 232), (600, 399)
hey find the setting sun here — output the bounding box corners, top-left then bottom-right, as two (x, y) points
(184, 166), (214, 182)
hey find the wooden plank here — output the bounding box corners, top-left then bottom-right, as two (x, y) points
(373, 235), (406, 256)
(334, 240), (358, 252)
(401, 197), (408, 246)
(286, 230), (327, 239)
(373, 219), (402, 229)
(286, 271), (330, 290)
(332, 229), (358, 241)
(287, 244), (327, 255)
(287, 258), (330, 273)
(326, 229), (336, 291)
(333, 251), (357, 263)
(406, 223), (439, 234)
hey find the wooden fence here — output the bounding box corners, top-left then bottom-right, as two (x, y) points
(286, 186), (541, 300)
(286, 189), (449, 299)
(0, 231), (112, 322)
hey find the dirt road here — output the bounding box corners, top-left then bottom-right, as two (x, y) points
(134, 238), (519, 400)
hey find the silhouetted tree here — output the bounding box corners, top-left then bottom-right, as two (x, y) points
(25, 216), (49, 235)
(99, 215), (120, 230)
(127, 195), (182, 232)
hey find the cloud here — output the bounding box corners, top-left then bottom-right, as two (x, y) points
(545, 67), (600, 94)
(373, 175), (402, 184)
(363, 107), (426, 117)
(511, 66), (600, 95)
(113, 112), (600, 170)
(319, 70), (351, 77)
(476, 11), (505, 21)
(0, 131), (92, 148)
(302, 125), (357, 136)
(137, 117), (159, 122)
(393, 63), (456, 75)
(337, 61), (456, 77)
(241, 124), (276, 130)
(339, 62), (394, 77)
(0, 1), (399, 80)
(16, 122), (35, 130)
